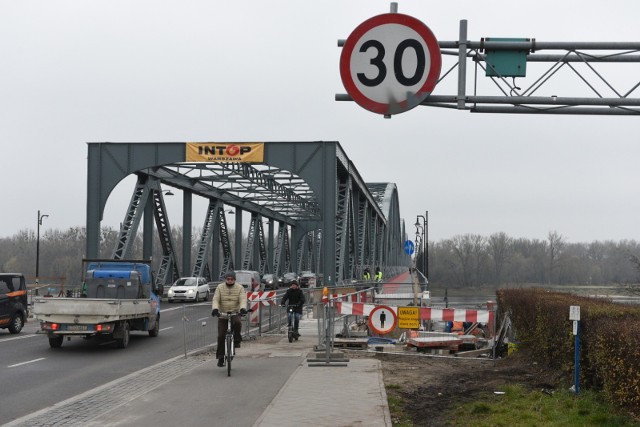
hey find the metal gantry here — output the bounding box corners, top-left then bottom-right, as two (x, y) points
(86, 142), (411, 286)
(337, 20), (640, 115)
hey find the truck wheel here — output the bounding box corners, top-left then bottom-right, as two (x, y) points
(116, 322), (130, 349)
(148, 315), (160, 337)
(8, 313), (24, 334)
(49, 336), (64, 348)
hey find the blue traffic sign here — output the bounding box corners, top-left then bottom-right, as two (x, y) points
(404, 240), (415, 255)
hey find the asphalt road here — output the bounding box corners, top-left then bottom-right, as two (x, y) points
(0, 302), (217, 424)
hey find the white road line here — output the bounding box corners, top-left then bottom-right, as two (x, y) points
(8, 358), (46, 368)
(0, 334), (39, 343)
(159, 327), (173, 332)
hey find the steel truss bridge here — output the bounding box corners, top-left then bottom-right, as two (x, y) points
(86, 142), (410, 287)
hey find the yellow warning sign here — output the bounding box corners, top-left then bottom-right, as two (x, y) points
(398, 307), (420, 329)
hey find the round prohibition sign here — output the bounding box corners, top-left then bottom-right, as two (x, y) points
(340, 13), (441, 116)
(368, 305), (397, 335)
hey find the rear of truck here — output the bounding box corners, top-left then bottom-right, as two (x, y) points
(35, 260), (162, 349)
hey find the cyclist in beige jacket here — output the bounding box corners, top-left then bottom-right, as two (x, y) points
(211, 271), (247, 367)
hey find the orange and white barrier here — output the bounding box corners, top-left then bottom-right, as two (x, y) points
(335, 302), (493, 324)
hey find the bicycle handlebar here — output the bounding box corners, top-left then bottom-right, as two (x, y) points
(215, 308), (253, 318)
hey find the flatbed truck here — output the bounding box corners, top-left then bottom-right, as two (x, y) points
(33, 259), (162, 349)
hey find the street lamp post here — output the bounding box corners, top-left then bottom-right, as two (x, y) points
(415, 211), (428, 283)
(36, 210), (49, 286)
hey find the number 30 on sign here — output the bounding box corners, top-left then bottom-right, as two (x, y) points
(340, 13), (441, 116)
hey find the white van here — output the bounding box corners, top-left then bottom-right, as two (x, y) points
(234, 270), (263, 292)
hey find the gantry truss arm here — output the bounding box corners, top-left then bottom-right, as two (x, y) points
(338, 21), (640, 115)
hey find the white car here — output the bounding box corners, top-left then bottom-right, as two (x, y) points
(167, 277), (210, 303)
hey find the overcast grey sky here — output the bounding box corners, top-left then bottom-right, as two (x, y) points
(2, 0), (639, 243)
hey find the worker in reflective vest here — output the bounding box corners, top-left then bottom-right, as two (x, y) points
(374, 267), (383, 293)
(362, 268), (371, 281)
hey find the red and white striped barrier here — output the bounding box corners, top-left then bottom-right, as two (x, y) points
(336, 302), (493, 324)
(247, 291), (278, 324)
(247, 291), (278, 306)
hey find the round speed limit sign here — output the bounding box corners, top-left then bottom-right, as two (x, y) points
(340, 13), (441, 116)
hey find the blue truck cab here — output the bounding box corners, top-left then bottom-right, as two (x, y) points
(84, 259), (162, 316)
(36, 259), (163, 349)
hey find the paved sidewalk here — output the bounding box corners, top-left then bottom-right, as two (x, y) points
(6, 316), (391, 427)
(253, 316), (391, 426)
(254, 357), (390, 427)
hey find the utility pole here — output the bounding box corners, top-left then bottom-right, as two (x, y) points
(36, 210), (49, 286)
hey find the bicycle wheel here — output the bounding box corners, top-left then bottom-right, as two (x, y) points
(226, 333), (233, 376)
(288, 327), (293, 343)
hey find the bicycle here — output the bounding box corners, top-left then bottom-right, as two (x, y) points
(221, 310), (247, 377)
(282, 304), (302, 343)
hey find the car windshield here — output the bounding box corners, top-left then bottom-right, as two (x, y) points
(174, 278), (197, 287)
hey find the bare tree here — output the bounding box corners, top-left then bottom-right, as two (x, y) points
(547, 231), (565, 284)
(487, 232), (512, 285)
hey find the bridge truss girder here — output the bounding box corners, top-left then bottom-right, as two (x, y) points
(86, 142), (411, 285)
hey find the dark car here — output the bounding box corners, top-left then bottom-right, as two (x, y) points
(282, 272), (299, 287)
(0, 273), (28, 334)
(261, 274), (283, 290)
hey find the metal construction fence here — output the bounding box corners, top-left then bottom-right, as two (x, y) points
(176, 287), (320, 356)
(176, 285), (367, 356)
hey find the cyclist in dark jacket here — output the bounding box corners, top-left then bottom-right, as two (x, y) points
(280, 280), (305, 336)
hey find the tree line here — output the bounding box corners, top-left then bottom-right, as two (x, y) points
(420, 231), (640, 288)
(1, 227), (639, 289)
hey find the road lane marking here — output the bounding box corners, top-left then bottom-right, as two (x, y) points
(159, 327), (173, 332)
(0, 334), (39, 343)
(8, 358), (45, 368)
(160, 306), (183, 313)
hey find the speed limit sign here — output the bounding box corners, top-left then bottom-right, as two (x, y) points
(340, 13), (441, 116)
